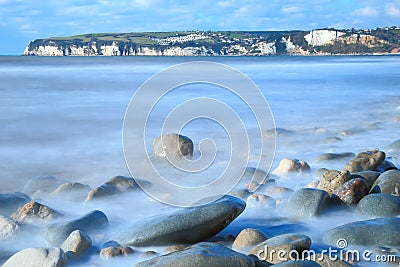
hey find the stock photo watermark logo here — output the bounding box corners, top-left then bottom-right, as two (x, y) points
(256, 238), (398, 265)
(122, 61), (276, 207)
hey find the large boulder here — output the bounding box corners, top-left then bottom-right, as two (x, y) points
(153, 133), (193, 159)
(324, 217), (400, 247)
(44, 210), (109, 245)
(343, 150), (385, 173)
(351, 171), (380, 188)
(370, 169), (400, 195)
(279, 188), (329, 219)
(317, 170), (351, 194)
(2, 247), (67, 267)
(357, 193), (400, 218)
(135, 242), (255, 267)
(10, 201), (61, 224)
(248, 234), (311, 264)
(119, 195), (245, 246)
(0, 192), (30, 216)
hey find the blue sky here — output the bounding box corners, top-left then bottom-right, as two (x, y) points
(1, 0), (399, 55)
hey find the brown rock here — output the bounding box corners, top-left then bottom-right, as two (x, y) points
(10, 201), (60, 224)
(317, 170), (351, 194)
(344, 150), (385, 173)
(100, 246), (134, 259)
(334, 178), (369, 205)
(232, 228), (268, 253)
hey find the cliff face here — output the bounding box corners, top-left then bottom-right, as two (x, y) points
(23, 28), (400, 56)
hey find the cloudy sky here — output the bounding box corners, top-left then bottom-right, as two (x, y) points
(1, 0), (399, 54)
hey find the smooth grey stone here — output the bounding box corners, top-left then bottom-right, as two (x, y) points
(324, 217), (400, 247)
(232, 228), (269, 253)
(370, 169), (400, 195)
(44, 210), (108, 245)
(265, 128), (293, 137)
(23, 176), (66, 195)
(248, 234), (311, 264)
(279, 188), (329, 218)
(153, 133), (193, 158)
(344, 150), (386, 173)
(272, 260), (321, 267)
(351, 171), (380, 188)
(61, 230), (92, 259)
(357, 193), (400, 218)
(2, 247), (67, 267)
(119, 195), (245, 246)
(375, 159), (397, 172)
(135, 242), (255, 267)
(0, 192), (30, 216)
(315, 152), (355, 162)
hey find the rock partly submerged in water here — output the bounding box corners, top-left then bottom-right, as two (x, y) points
(2, 247), (67, 267)
(44, 210), (109, 245)
(315, 152), (355, 162)
(370, 169), (400, 196)
(119, 195), (245, 246)
(23, 176), (67, 196)
(324, 217), (400, 247)
(264, 127), (293, 137)
(100, 246), (134, 259)
(10, 201), (61, 224)
(61, 230), (92, 259)
(0, 192), (30, 216)
(317, 170), (351, 194)
(322, 136), (342, 144)
(351, 171), (380, 188)
(0, 216), (19, 241)
(52, 182), (91, 201)
(334, 178), (369, 206)
(153, 133), (193, 159)
(232, 228), (269, 253)
(272, 158), (310, 176)
(343, 150), (385, 173)
(135, 242), (255, 267)
(279, 188), (329, 219)
(357, 193), (400, 218)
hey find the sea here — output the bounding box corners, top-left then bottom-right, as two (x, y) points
(0, 55), (399, 266)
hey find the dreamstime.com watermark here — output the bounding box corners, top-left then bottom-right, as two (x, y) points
(256, 239), (398, 264)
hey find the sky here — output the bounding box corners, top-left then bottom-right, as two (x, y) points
(0, 0), (399, 55)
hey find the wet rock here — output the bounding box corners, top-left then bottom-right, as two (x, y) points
(272, 260), (321, 267)
(307, 253), (352, 267)
(246, 194), (276, 208)
(119, 195), (245, 246)
(264, 186), (293, 200)
(279, 188), (329, 219)
(164, 245), (187, 254)
(136, 242), (255, 267)
(334, 178), (369, 205)
(153, 133), (193, 158)
(232, 228), (268, 253)
(344, 150), (386, 173)
(265, 128), (293, 137)
(375, 159), (397, 172)
(317, 170), (351, 194)
(139, 250), (157, 260)
(100, 246), (134, 259)
(357, 193), (400, 218)
(249, 234), (311, 264)
(351, 171), (380, 188)
(23, 176), (66, 195)
(272, 158), (310, 175)
(324, 217), (400, 247)
(2, 247), (67, 267)
(322, 137), (342, 144)
(10, 201), (61, 224)
(370, 169), (400, 196)
(0, 192), (30, 216)
(232, 189), (252, 200)
(61, 230), (92, 259)
(85, 176), (144, 201)
(0, 216), (19, 240)
(52, 182), (91, 201)
(339, 128), (367, 136)
(44, 210), (109, 245)
(101, 240), (121, 248)
(315, 152), (355, 162)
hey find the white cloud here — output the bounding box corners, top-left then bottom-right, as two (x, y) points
(282, 5), (302, 14)
(131, 0), (157, 8)
(386, 3), (400, 17)
(217, 1), (234, 7)
(353, 6), (378, 17)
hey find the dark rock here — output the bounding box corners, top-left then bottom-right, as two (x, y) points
(370, 169), (400, 196)
(334, 178), (369, 205)
(101, 240), (120, 249)
(44, 210), (109, 245)
(322, 137), (342, 144)
(351, 171), (380, 188)
(324, 217), (400, 247)
(357, 193), (400, 218)
(61, 230), (92, 259)
(374, 159), (398, 172)
(23, 176), (66, 195)
(265, 128), (293, 137)
(344, 150), (385, 173)
(119, 195), (245, 246)
(232, 228), (269, 253)
(10, 201), (61, 224)
(317, 170), (351, 194)
(100, 246), (134, 259)
(248, 234), (311, 264)
(2, 247), (67, 267)
(135, 242), (255, 267)
(0, 216), (19, 240)
(315, 152), (355, 162)
(153, 133), (193, 158)
(85, 176), (144, 201)
(0, 192), (30, 216)
(279, 188), (329, 218)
